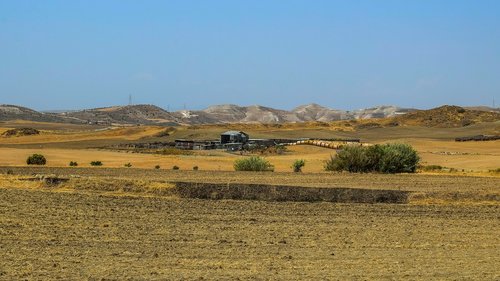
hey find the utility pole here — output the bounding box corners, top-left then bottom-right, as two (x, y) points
(129, 95), (132, 106)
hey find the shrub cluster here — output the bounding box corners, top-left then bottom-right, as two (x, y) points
(489, 168), (500, 173)
(90, 161), (103, 166)
(26, 154), (46, 165)
(3, 128), (40, 137)
(69, 161), (78, 167)
(234, 156), (274, 172)
(325, 143), (419, 173)
(244, 144), (287, 155)
(292, 159), (306, 172)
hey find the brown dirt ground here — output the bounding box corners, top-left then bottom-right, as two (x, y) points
(1, 187), (498, 280)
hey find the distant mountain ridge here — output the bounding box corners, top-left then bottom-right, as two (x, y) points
(1, 103), (499, 127)
(61, 105), (180, 125)
(171, 103), (417, 124)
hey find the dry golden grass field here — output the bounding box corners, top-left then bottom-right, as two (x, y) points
(0, 120), (499, 173)
(0, 120), (499, 279)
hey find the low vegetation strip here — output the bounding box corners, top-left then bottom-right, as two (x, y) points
(455, 135), (500, 142)
(172, 182), (410, 204)
(0, 172), (498, 204)
(1, 166), (499, 192)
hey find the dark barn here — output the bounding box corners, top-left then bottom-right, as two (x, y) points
(220, 131), (249, 144)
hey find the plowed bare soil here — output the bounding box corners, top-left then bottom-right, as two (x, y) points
(1, 187), (499, 280)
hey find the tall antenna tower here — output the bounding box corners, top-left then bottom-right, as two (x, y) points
(129, 94), (132, 106)
(493, 97), (496, 109)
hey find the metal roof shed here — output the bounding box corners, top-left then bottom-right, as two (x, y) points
(220, 131), (249, 144)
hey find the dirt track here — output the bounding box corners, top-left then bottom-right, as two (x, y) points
(1, 187), (498, 280)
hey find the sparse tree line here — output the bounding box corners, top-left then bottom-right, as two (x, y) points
(24, 143), (421, 174)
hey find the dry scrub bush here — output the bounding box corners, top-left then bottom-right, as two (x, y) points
(234, 156), (274, 172)
(489, 168), (500, 173)
(292, 159), (306, 172)
(26, 154), (46, 165)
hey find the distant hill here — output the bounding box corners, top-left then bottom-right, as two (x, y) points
(61, 105), (180, 125)
(464, 106), (500, 113)
(392, 105), (500, 128)
(172, 104), (301, 124)
(174, 103), (416, 124)
(292, 103), (349, 121)
(1, 103), (498, 126)
(0, 104), (76, 123)
(352, 105), (415, 119)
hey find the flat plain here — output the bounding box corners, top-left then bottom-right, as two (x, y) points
(0, 120), (499, 173)
(0, 120), (499, 279)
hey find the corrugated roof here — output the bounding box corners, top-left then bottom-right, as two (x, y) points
(221, 130), (244, 135)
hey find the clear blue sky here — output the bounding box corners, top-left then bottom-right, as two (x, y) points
(1, 1), (499, 111)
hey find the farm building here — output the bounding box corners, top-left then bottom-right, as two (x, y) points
(220, 131), (249, 144)
(175, 139), (220, 150)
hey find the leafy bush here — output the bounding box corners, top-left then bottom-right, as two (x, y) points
(124, 163), (132, 168)
(378, 143), (420, 173)
(324, 145), (370, 173)
(364, 145), (385, 172)
(69, 161), (78, 167)
(172, 165), (179, 170)
(234, 156), (274, 172)
(193, 166), (199, 171)
(90, 161), (103, 166)
(26, 154), (46, 165)
(291, 159), (306, 172)
(325, 143), (419, 174)
(154, 165), (161, 169)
